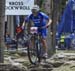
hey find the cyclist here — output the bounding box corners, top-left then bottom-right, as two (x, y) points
(23, 5), (52, 58)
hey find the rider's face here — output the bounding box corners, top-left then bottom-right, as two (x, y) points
(32, 9), (38, 15)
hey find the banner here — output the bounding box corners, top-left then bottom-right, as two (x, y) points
(57, 0), (73, 36)
(5, 0), (34, 15)
(73, 3), (75, 10)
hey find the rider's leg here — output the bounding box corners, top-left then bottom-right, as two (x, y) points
(41, 30), (48, 58)
(41, 38), (48, 54)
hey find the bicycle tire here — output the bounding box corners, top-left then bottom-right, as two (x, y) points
(27, 38), (41, 65)
(36, 38), (41, 62)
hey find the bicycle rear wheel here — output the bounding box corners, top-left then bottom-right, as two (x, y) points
(27, 39), (40, 65)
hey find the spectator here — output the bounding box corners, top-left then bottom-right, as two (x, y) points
(5, 33), (17, 50)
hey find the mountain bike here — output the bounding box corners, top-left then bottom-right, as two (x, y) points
(27, 27), (44, 65)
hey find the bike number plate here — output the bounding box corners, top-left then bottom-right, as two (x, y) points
(30, 27), (38, 34)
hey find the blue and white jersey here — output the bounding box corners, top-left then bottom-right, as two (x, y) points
(25, 12), (49, 27)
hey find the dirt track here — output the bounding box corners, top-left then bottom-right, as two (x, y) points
(3, 50), (75, 71)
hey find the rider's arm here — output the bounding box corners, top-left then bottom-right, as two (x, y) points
(22, 15), (32, 34)
(41, 12), (52, 28)
(22, 16), (30, 29)
(41, 19), (52, 29)
(22, 21), (26, 29)
(46, 19), (52, 28)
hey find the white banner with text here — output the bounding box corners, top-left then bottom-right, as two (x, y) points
(5, 0), (34, 15)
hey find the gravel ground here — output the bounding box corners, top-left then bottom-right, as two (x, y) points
(4, 49), (75, 71)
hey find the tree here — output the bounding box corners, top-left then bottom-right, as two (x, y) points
(0, 0), (5, 63)
(50, 0), (68, 54)
(50, 0), (61, 55)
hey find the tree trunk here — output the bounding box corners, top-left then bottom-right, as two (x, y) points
(50, 0), (60, 54)
(0, 0), (5, 63)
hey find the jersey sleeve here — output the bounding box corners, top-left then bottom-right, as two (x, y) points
(25, 14), (33, 22)
(41, 12), (49, 20)
(25, 16), (30, 22)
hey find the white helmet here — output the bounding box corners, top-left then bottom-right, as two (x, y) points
(32, 5), (40, 11)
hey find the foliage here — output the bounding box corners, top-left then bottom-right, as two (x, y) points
(39, 0), (45, 7)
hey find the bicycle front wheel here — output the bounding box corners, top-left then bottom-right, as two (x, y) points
(27, 39), (40, 65)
